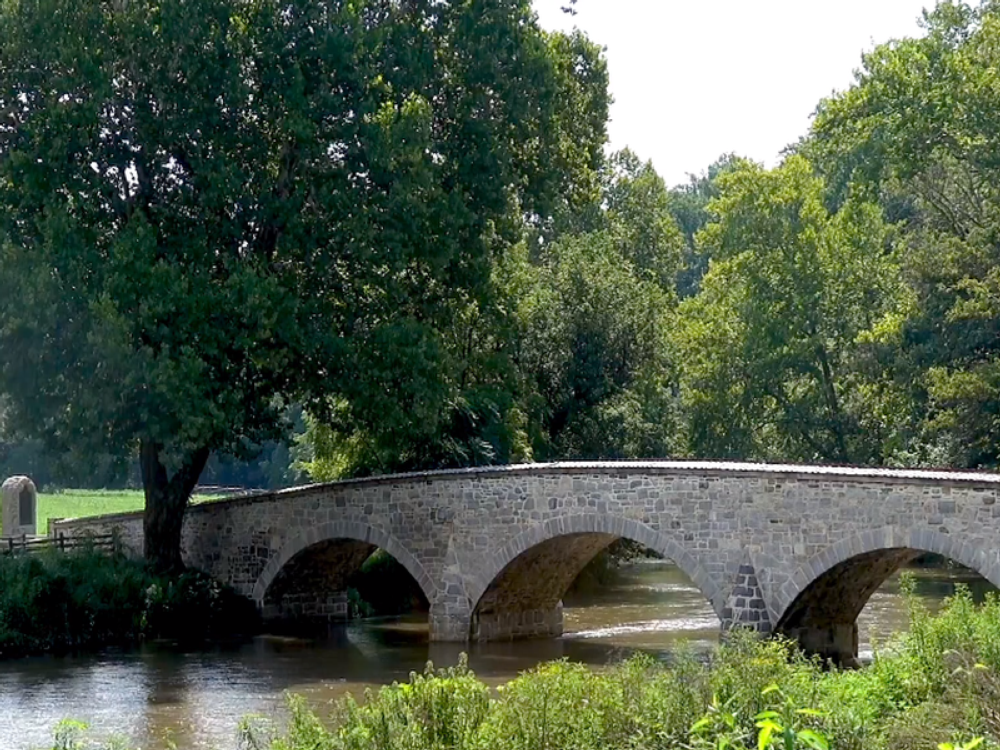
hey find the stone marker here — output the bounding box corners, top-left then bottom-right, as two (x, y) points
(2, 475), (37, 538)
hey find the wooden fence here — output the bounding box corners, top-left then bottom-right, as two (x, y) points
(0, 532), (120, 556)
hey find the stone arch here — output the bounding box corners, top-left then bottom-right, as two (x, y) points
(467, 513), (723, 640)
(774, 526), (1000, 665)
(776, 526), (1000, 620)
(251, 521), (437, 610)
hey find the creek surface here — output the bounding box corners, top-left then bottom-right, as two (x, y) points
(1, 561), (993, 750)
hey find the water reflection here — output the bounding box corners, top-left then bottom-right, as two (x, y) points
(0, 561), (993, 750)
(562, 561), (719, 653)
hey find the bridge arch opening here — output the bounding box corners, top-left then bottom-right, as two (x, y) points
(252, 523), (434, 630)
(776, 529), (1000, 667)
(468, 515), (722, 642)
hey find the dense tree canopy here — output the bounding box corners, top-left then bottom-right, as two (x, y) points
(809, 0), (1000, 467)
(7, 0), (1000, 546)
(674, 156), (906, 464)
(0, 0), (608, 566)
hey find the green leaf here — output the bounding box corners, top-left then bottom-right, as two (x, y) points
(797, 729), (830, 750)
(691, 717), (713, 734)
(757, 720), (777, 750)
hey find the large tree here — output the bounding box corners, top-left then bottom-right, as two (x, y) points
(808, 0), (1000, 467)
(674, 156), (907, 464)
(0, 0), (605, 569)
(514, 150), (684, 460)
(293, 27), (610, 481)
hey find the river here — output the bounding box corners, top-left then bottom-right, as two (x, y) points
(1, 561), (993, 750)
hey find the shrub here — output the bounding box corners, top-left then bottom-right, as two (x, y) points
(0, 549), (255, 658)
(347, 549), (428, 616)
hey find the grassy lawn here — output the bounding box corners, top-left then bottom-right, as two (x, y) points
(0, 489), (230, 536)
(36, 489), (147, 535)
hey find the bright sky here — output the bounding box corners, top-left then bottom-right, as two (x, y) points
(533, 0), (934, 186)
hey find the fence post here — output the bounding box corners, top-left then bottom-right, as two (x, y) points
(20, 532), (25, 553)
(59, 532), (65, 551)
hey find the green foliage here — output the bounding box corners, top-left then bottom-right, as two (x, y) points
(516, 230), (680, 460)
(753, 685), (829, 750)
(142, 567), (258, 642)
(283, 15), (611, 482)
(0, 549), (253, 658)
(0, 548), (147, 656)
(34, 594), (1000, 749)
(294, 656), (491, 750)
(674, 156), (907, 463)
(0, 0), (609, 564)
(347, 548), (428, 616)
(497, 148), (685, 462)
(232, 597), (1000, 750)
(807, 0), (1000, 469)
(668, 153), (743, 298)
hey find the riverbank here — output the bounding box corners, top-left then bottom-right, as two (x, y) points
(32, 579), (1000, 750)
(0, 548), (257, 658)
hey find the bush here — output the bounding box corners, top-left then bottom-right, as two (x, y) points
(347, 549), (429, 616)
(249, 592), (1000, 750)
(0, 549), (256, 658)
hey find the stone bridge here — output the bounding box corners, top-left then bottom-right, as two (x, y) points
(52, 462), (1000, 664)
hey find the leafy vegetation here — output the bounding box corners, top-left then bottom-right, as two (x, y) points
(296, 1), (1000, 480)
(0, 0), (608, 569)
(36, 583), (1000, 750)
(5, 0), (1000, 571)
(5, 0), (1000, 717)
(0, 547), (256, 658)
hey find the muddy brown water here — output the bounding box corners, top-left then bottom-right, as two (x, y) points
(1, 562), (992, 750)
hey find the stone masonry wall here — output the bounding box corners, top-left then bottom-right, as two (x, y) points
(473, 605), (564, 641)
(723, 563), (771, 634)
(51, 462), (1000, 652)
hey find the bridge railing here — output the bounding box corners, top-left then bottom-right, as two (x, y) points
(0, 532), (121, 556)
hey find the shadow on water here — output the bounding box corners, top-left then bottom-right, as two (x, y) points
(0, 560), (993, 750)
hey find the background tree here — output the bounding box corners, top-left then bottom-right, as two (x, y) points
(513, 150), (684, 460)
(668, 153), (742, 298)
(809, 0), (1000, 467)
(515, 233), (679, 459)
(0, 0), (606, 567)
(674, 156), (907, 464)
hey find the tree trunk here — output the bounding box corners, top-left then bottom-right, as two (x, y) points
(141, 440), (211, 573)
(814, 344), (850, 463)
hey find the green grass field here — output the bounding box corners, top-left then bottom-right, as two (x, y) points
(36, 489), (147, 535)
(0, 489), (228, 536)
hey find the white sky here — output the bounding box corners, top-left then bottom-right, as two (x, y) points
(533, 0), (934, 186)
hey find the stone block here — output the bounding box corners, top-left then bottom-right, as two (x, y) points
(2, 475), (36, 538)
